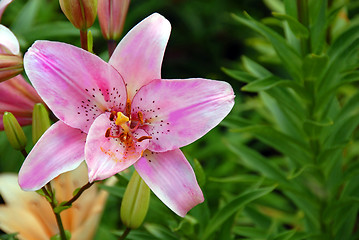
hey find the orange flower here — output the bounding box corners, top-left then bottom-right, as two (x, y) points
(0, 162), (109, 240)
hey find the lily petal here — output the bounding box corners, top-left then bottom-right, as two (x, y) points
(0, 74), (44, 130)
(0, 0), (12, 22)
(0, 24), (19, 55)
(134, 149), (204, 217)
(131, 78), (235, 152)
(24, 41), (127, 133)
(18, 121), (86, 191)
(109, 13), (171, 99)
(85, 113), (150, 182)
(0, 174), (57, 235)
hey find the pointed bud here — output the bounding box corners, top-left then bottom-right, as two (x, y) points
(0, 54), (23, 82)
(32, 103), (51, 144)
(87, 30), (94, 53)
(3, 112), (27, 151)
(98, 0), (130, 40)
(120, 170), (150, 229)
(59, 0), (97, 30)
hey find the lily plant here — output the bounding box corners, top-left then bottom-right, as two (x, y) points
(18, 13), (235, 216)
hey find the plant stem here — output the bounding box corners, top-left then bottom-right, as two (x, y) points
(297, 0), (310, 55)
(108, 39), (117, 58)
(80, 29), (88, 51)
(20, 149), (28, 158)
(63, 182), (94, 207)
(118, 227), (131, 240)
(43, 184), (67, 240)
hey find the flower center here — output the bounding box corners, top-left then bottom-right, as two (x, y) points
(105, 110), (151, 145)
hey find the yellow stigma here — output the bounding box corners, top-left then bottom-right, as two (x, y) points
(115, 112), (129, 126)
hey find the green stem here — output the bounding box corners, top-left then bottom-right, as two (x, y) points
(80, 29), (88, 51)
(20, 149), (28, 158)
(118, 227), (131, 240)
(54, 211), (67, 240)
(43, 184), (67, 240)
(297, 0), (310, 55)
(63, 182), (94, 207)
(107, 39), (117, 58)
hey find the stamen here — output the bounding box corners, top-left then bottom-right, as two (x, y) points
(109, 111), (116, 121)
(115, 112), (129, 126)
(137, 136), (152, 142)
(105, 128), (111, 137)
(138, 111), (144, 125)
(125, 99), (131, 115)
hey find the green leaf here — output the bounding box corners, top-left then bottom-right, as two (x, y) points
(144, 223), (178, 240)
(226, 143), (290, 185)
(11, 0), (43, 34)
(201, 186), (275, 240)
(209, 174), (260, 183)
(272, 12), (309, 38)
(0, 233), (19, 240)
(193, 159), (206, 187)
(234, 125), (312, 165)
(232, 13), (302, 81)
(221, 67), (257, 83)
(233, 226), (268, 239)
(242, 56), (272, 78)
(302, 54), (329, 82)
(309, 0), (327, 54)
(242, 76), (299, 92)
(53, 204), (71, 214)
(98, 185), (126, 198)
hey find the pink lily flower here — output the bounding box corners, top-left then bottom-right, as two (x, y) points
(0, 75), (44, 130)
(19, 13), (235, 216)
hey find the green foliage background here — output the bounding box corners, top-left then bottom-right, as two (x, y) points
(2, 0), (359, 239)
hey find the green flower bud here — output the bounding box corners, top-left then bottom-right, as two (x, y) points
(3, 112), (27, 151)
(0, 54), (23, 83)
(32, 103), (51, 144)
(59, 0), (97, 30)
(120, 170), (150, 229)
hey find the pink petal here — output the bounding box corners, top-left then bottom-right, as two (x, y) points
(134, 149), (204, 217)
(0, 0), (12, 21)
(85, 113), (150, 182)
(18, 121), (86, 191)
(109, 13), (171, 99)
(0, 75), (44, 130)
(131, 78), (235, 152)
(0, 24), (19, 55)
(24, 41), (127, 133)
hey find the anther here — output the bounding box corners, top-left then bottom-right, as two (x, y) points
(137, 136), (152, 142)
(125, 99), (131, 116)
(138, 111), (144, 125)
(109, 111), (116, 121)
(105, 128), (111, 137)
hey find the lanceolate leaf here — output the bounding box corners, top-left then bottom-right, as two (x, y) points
(201, 186), (275, 240)
(242, 56), (272, 78)
(272, 12), (309, 38)
(235, 125), (312, 165)
(242, 76), (301, 92)
(232, 13), (302, 81)
(221, 67), (257, 83)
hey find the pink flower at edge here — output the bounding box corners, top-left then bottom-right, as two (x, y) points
(0, 0), (13, 22)
(19, 13), (235, 217)
(0, 74), (44, 130)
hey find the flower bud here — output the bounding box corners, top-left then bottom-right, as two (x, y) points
(120, 170), (150, 229)
(3, 112), (27, 151)
(98, 0), (130, 40)
(59, 0), (97, 30)
(0, 54), (23, 82)
(32, 103), (51, 144)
